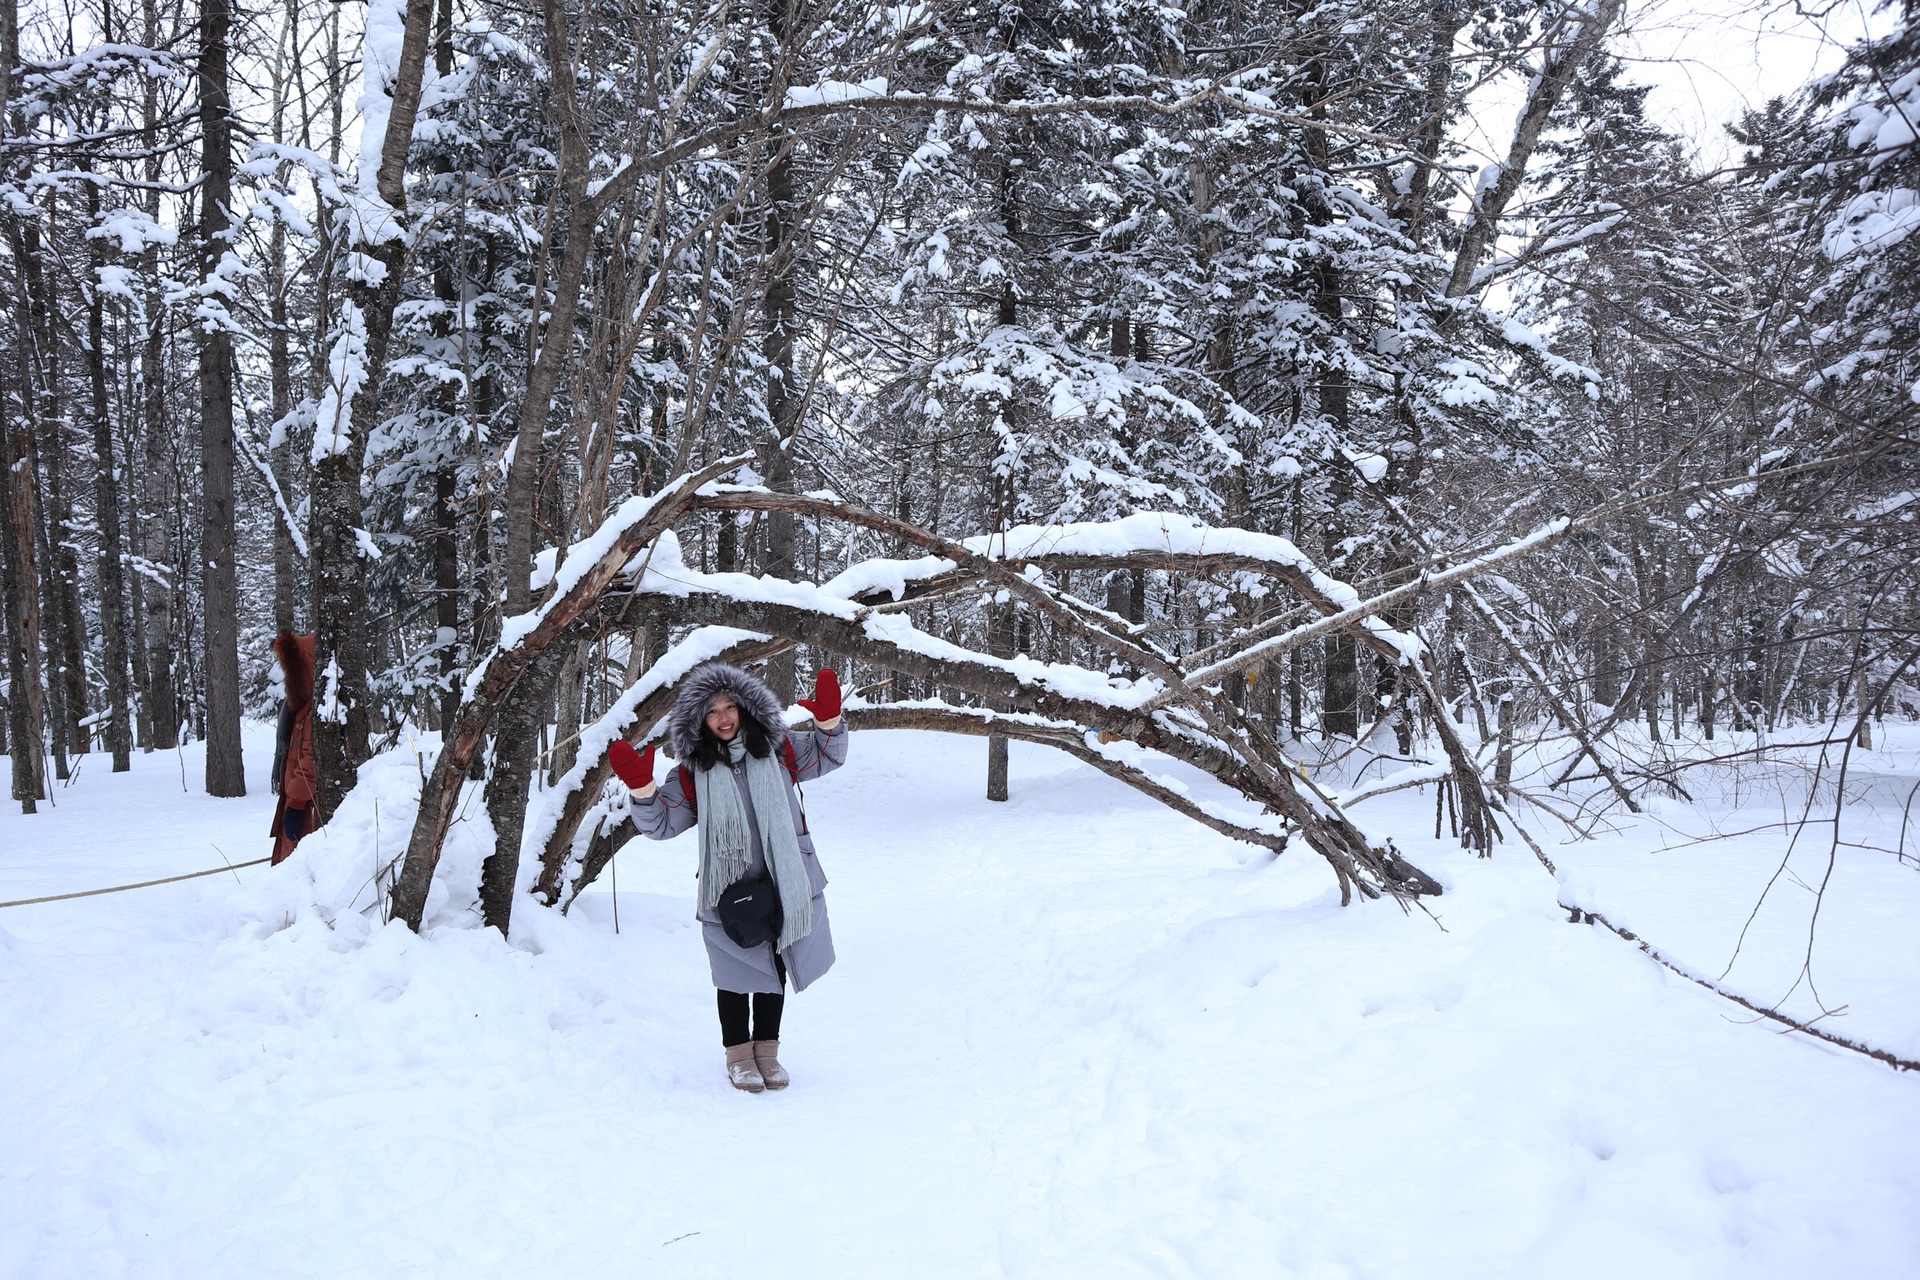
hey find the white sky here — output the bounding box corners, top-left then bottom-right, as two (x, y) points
(1613, 0), (1885, 164)
(1450, 0), (1890, 197)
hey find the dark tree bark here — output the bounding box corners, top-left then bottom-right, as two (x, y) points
(1, 349), (47, 808)
(430, 0), (462, 734)
(1301, 50), (1359, 741)
(1390, 1), (1466, 238)
(197, 0), (245, 796)
(309, 0), (438, 821)
(756, 0), (802, 705)
(985, 595), (1012, 802)
(42, 416), (89, 764)
(85, 174), (135, 771)
(478, 0), (615, 934)
(480, 647), (561, 928)
(138, 275), (178, 751)
(15, 206), (80, 777)
(136, 0), (177, 751)
(0, 0), (47, 808)
(2, 222), (51, 802)
(267, 170), (296, 634)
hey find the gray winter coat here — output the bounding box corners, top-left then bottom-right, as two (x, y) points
(627, 663), (847, 994)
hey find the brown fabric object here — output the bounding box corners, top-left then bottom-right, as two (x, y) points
(271, 632), (317, 864)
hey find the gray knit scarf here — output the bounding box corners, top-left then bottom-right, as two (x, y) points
(692, 737), (813, 952)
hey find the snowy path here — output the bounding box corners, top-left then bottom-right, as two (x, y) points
(2, 727), (1918, 1278)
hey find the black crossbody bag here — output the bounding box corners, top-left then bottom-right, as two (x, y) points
(716, 873), (783, 949)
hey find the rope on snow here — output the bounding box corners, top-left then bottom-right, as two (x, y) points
(0, 857), (272, 909)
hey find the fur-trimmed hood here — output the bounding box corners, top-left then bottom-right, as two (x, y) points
(273, 631), (315, 713)
(665, 661), (787, 762)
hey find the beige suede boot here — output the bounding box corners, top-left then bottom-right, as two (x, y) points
(725, 1042), (765, 1092)
(752, 1039), (789, 1090)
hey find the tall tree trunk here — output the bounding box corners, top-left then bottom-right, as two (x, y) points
(985, 593), (1013, 802)
(757, 0), (801, 706)
(483, 0), (601, 933)
(17, 247), (72, 783)
(139, 282), (178, 750)
(309, 0), (438, 821)
(269, 234), (296, 636)
(10, 189), (82, 776)
(198, 0), (245, 796)
(267, 0), (299, 637)
(1392, 2), (1466, 237)
(137, 0), (177, 751)
(1, 323), (47, 807)
(40, 380), (90, 763)
(85, 174), (135, 772)
(985, 161), (1018, 800)
(1302, 50), (1359, 741)
(266, 17), (296, 638)
(0, 0), (47, 805)
(430, 0), (462, 734)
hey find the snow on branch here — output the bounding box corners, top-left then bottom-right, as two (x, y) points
(390, 454), (752, 930)
(1181, 517), (1573, 691)
(532, 627), (793, 906)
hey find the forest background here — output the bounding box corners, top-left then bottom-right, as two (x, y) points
(1, 0), (1915, 941)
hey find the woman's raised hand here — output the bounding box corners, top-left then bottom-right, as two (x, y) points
(797, 668), (842, 725)
(608, 739), (657, 791)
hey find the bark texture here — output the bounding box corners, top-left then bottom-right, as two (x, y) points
(197, 0), (245, 796)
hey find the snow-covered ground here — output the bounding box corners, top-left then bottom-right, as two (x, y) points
(2, 723), (1917, 1278)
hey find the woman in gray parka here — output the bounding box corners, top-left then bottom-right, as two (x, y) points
(606, 661), (846, 1092)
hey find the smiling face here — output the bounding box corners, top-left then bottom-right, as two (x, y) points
(704, 692), (741, 742)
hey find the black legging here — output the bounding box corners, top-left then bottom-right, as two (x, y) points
(717, 990), (784, 1047)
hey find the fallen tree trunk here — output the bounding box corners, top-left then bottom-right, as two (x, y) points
(528, 629), (792, 905)
(538, 585), (1442, 904)
(402, 477), (1495, 931)
(692, 489), (1497, 853)
(388, 454), (749, 930)
(551, 700), (1303, 912)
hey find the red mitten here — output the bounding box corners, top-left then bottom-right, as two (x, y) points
(608, 739), (656, 790)
(796, 668), (843, 723)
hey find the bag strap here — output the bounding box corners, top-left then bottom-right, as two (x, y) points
(781, 738), (809, 835)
